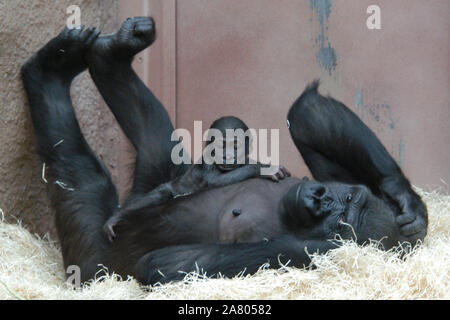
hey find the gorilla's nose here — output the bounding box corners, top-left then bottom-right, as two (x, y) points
(301, 183), (330, 217)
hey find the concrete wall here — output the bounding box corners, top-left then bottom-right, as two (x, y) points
(0, 0), (120, 238)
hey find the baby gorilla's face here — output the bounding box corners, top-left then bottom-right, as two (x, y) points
(281, 179), (401, 249)
(214, 135), (248, 172)
(204, 116), (251, 171)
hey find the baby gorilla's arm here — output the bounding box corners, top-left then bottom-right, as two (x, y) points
(206, 163), (290, 187)
(103, 164), (204, 241)
(104, 162), (290, 241)
(103, 182), (174, 241)
(206, 164), (260, 187)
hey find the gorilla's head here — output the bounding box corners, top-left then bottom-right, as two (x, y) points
(280, 178), (401, 249)
(205, 116), (252, 172)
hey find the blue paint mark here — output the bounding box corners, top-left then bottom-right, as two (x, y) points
(316, 43), (337, 75)
(309, 0), (337, 75)
(355, 92), (399, 132)
(381, 104), (397, 129)
(354, 89), (403, 167)
(309, 0), (332, 27)
(355, 88), (365, 120)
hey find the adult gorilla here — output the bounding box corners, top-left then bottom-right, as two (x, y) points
(21, 17), (427, 285)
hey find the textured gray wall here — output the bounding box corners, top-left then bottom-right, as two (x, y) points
(0, 0), (120, 238)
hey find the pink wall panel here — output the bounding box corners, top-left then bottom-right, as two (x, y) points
(174, 0), (449, 188)
(123, 0), (449, 190)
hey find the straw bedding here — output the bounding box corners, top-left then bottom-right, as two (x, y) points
(0, 187), (448, 300)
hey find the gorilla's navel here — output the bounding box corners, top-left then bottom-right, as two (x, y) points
(232, 208), (242, 217)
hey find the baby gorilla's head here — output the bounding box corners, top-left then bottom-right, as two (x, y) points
(205, 116), (252, 172)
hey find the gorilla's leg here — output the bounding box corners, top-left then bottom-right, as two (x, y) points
(87, 17), (188, 195)
(134, 236), (338, 285)
(287, 81), (427, 243)
(21, 27), (119, 282)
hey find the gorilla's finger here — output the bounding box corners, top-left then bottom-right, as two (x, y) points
(70, 24), (85, 37)
(134, 23), (154, 36)
(79, 27), (94, 41)
(396, 213), (416, 226)
(400, 221), (426, 237)
(59, 26), (71, 38)
(280, 166), (291, 177)
(86, 29), (101, 46)
(106, 227), (116, 243)
(402, 230), (427, 245)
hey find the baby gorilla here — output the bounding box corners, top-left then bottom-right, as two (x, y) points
(104, 116), (290, 241)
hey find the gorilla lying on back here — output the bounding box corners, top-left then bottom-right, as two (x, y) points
(21, 17), (427, 285)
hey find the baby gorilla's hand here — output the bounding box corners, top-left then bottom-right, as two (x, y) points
(265, 166), (291, 183)
(103, 214), (121, 242)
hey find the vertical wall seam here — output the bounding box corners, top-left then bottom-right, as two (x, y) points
(174, 0), (178, 128)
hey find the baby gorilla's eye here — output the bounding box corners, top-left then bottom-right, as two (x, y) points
(346, 194), (353, 203)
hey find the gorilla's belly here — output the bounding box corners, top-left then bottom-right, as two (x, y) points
(162, 177), (301, 243)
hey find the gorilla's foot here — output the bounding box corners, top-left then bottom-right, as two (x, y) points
(88, 17), (156, 64)
(22, 26), (100, 81)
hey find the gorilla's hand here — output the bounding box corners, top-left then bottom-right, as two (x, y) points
(381, 176), (428, 244)
(169, 165), (205, 198)
(395, 192), (428, 244)
(104, 214), (120, 242)
(264, 166), (291, 183)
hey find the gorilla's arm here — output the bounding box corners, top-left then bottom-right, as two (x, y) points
(207, 163), (291, 186)
(134, 236), (339, 285)
(287, 81), (427, 243)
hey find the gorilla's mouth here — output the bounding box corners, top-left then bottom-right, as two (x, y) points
(338, 209), (350, 227)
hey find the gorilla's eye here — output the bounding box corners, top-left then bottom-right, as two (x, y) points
(346, 194), (353, 203)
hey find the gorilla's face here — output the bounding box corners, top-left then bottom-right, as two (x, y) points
(214, 135), (248, 172)
(205, 116), (251, 172)
(281, 179), (400, 249)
